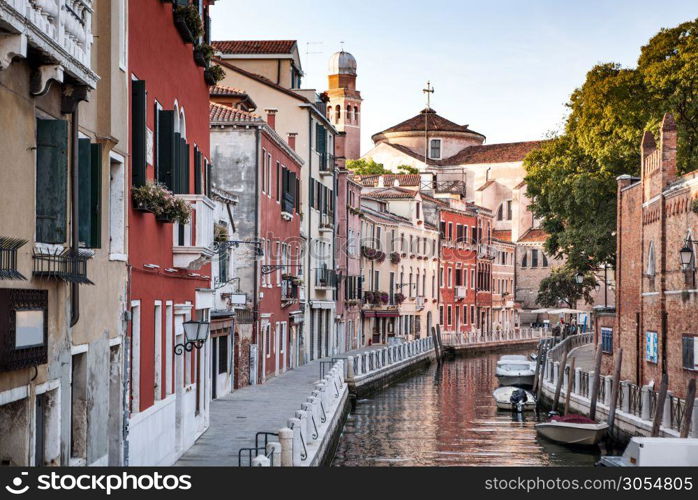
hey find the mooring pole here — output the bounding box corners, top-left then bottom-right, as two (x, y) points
(564, 356), (576, 416)
(532, 340), (544, 395)
(553, 347), (569, 413)
(607, 349), (623, 431)
(651, 374), (669, 437)
(589, 344), (603, 420)
(680, 378), (696, 438)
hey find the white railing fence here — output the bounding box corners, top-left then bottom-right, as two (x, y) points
(345, 337), (433, 381)
(441, 327), (550, 347)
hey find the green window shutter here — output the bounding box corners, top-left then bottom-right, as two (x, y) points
(183, 142), (190, 194)
(157, 110), (175, 190)
(206, 161), (212, 198)
(36, 119), (68, 244)
(295, 176), (300, 212)
(78, 140), (103, 248)
(173, 132), (181, 193)
(194, 147), (202, 194)
(309, 178), (314, 207)
(131, 80), (147, 187)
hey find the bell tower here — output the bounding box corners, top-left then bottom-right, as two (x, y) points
(326, 49), (362, 161)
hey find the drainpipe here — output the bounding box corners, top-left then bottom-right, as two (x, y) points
(68, 99), (83, 327)
(307, 113), (313, 360)
(253, 127), (260, 363)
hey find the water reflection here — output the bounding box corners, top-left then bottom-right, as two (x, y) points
(332, 349), (600, 466)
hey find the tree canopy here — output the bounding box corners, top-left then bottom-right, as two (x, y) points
(536, 266), (597, 308)
(524, 18), (698, 272)
(346, 158), (392, 176)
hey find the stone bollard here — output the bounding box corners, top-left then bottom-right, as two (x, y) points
(278, 427), (293, 467)
(305, 397), (320, 442)
(641, 385), (651, 420)
(346, 356), (354, 381)
(287, 417), (302, 465)
(296, 409), (311, 445)
(266, 441), (281, 467)
(553, 361), (560, 386)
(663, 391), (673, 428)
(252, 455), (271, 467)
(620, 381), (630, 413)
(604, 376), (613, 406)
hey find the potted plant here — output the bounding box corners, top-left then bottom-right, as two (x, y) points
(375, 251), (386, 263)
(132, 181), (167, 214)
(194, 42), (214, 67)
(364, 291), (374, 303)
(204, 64), (225, 85)
(379, 292), (389, 304)
(394, 292), (405, 304)
(390, 252), (401, 264)
(173, 3), (203, 44)
(214, 223), (228, 243)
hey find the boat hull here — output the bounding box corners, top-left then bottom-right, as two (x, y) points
(496, 374), (534, 387)
(535, 421), (608, 446)
(492, 386), (536, 412)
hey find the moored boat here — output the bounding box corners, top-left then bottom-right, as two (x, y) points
(598, 437), (698, 466)
(535, 415), (608, 446)
(495, 355), (536, 387)
(493, 386), (536, 412)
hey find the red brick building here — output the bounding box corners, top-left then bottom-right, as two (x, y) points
(606, 113), (698, 397)
(126, 0), (216, 465)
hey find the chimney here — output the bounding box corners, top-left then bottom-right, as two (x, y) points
(287, 132), (297, 151)
(264, 108), (278, 130)
(660, 112), (677, 186)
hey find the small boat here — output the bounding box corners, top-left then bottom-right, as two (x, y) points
(495, 355), (536, 386)
(598, 437), (698, 466)
(493, 386), (536, 412)
(535, 415), (608, 446)
(529, 352), (538, 361)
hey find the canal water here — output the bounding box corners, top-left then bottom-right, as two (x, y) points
(332, 349), (601, 466)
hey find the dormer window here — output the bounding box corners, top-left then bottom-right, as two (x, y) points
(429, 139), (441, 160)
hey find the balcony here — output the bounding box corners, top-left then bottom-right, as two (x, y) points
(314, 266), (336, 289)
(0, 0), (97, 88)
(415, 296), (425, 310)
(455, 286), (467, 299)
(318, 152), (335, 177)
(281, 277), (299, 306)
(477, 243), (497, 260)
(319, 213), (333, 233)
(172, 194), (215, 270)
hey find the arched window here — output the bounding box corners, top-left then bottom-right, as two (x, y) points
(354, 106), (359, 122)
(497, 200), (513, 221)
(347, 105), (352, 124)
(521, 251), (528, 268)
(335, 104), (341, 124)
(327, 106), (332, 122)
(542, 252), (549, 267)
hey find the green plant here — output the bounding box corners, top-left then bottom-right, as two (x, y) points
(131, 181), (191, 224)
(175, 4), (203, 39)
(692, 198), (698, 214)
(205, 64), (225, 85)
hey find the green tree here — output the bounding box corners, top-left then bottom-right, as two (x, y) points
(396, 164), (419, 174)
(346, 158), (393, 175)
(536, 266), (596, 308)
(524, 18), (698, 272)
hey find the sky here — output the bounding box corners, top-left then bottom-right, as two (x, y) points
(210, 1), (698, 156)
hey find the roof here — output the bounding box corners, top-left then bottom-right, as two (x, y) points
(212, 40), (297, 55)
(209, 102), (261, 123)
(373, 108), (485, 140)
(360, 205), (411, 226)
(476, 180), (496, 192)
(518, 228), (548, 243)
(492, 229), (512, 242)
(209, 84), (248, 97)
(362, 186), (419, 200)
(357, 174), (421, 187)
(444, 140), (545, 165)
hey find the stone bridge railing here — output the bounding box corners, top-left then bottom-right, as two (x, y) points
(345, 337), (434, 385)
(441, 327), (550, 347)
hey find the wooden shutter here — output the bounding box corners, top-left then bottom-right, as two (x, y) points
(131, 80), (147, 187)
(194, 147), (202, 194)
(206, 161), (212, 198)
(36, 119), (68, 243)
(157, 109), (175, 190)
(78, 139), (102, 248)
(309, 178), (314, 208)
(183, 142), (190, 194)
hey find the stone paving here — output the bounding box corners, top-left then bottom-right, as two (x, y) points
(567, 343), (595, 371)
(175, 346), (378, 467)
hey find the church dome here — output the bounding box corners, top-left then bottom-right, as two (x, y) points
(328, 50), (357, 76)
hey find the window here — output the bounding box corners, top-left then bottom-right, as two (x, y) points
(683, 335), (697, 370)
(447, 306), (452, 325)
(521, 251), (528, 268)
(646, 331), (658, 363)
(439, 306), (444, 324)
(36, 118), (68, 243)
(131, 80), (147, 187)
(276, 161), (281, 202)
(447, 268), (452, 287)
(416, 202), (421, 220)
(542, 253), (549, 267)
(531, 249), (539, 268)
(647, 241), (656, 277)
(78, 139), (102, 248)
(601, 327), (613, 353)
(429, 139), (441, 159)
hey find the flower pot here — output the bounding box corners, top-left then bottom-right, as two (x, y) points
(193, 48), (207, 67)
(132, 199), (153, 213)
(173, 13), (195, 43)
(156, 213), (174, 223)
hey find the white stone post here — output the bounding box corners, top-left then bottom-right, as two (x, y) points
(252, 455), (271, 466)
(553, 361), (560, 385)
(297, 408), (311, 445)
(641, 385), (651, 420)
(620, 381), (630, 413)
(287, 417), (302, 466)
(279, 427), (293, 467)
(604, 376), (613, 406)
(346, 356), (354, 381)
(663, 391), (673, 429)
(574, 367), (581, 395)
(266, 441), (281, 467)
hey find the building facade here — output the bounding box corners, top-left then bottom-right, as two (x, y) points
(0, 0), (128, 466)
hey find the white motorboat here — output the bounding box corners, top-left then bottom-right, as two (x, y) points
(493, 386), (536, 412)
(495, 355), (536, 386)
(599, 437), (698, 466)
(535, 415), (608, 446)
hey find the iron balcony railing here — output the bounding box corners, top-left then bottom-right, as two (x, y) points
(314, 267), (337, 287)
(319, 152), (335, 173)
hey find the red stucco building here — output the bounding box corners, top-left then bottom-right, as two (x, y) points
(126, 0), (216, 466)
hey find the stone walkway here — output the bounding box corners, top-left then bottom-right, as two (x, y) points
(175, 346), (378, 466)
(567, 343), (595, 371)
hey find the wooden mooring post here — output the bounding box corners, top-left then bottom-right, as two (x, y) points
(680, 378), (696, 438)
(532, 340), (544, 395)
(536, 339), (551, 401)
(606, 349), (623, 431)
(651, 374), (669, 437)
(432, 325), (441, 360)
(552, 346), (569, 413)
(564, 356), (576, 415)
(589, 344), (603, 420)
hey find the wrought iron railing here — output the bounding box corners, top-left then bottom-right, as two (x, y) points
(32, 246), (93, 284)
(0, 237), (27, 280)
(314, 267), (337, 287)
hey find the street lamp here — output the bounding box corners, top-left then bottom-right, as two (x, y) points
(575, 272), (584, 285)
(679, 243), (695, 271)
(175, 319), (210, 354)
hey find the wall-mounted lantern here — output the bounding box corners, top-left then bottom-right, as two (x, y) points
(174, 319), (210, 354)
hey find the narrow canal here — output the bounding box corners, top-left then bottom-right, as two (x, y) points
(332, 349), (601, 466)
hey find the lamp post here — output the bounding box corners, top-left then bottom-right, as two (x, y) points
(680, 240), (696, 287)
(175, 319), (210, 354)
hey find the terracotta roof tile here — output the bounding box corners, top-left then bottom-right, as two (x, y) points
(212, 40), (297, 55)
(209, 102), (261, 123)
(357, 174), (421, 187)
(444, 140), (545, 165)
(209, 85), (248, 97)
(362, 186), (418, 200)
(492, 230), (512, 242)
(374, 108), (484, 139)
(518, 228), (548, 243)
